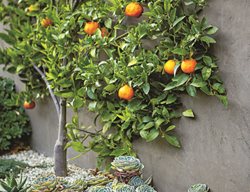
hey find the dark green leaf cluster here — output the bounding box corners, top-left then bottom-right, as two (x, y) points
(0, 159), (29, 179)
(0, 77), (31, 150)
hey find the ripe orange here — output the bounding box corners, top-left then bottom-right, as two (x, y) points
(84, 22), (99, 35)
(125, 2), (144, 18)
(41, 18), (53, 28)
(101, 27), (109, 37)
(181, 59), (197, 74)
(164, 60), (176, 75)
(118, 84), (134, 101)
(23, 101), (36, 109)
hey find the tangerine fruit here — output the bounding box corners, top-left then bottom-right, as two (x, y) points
(125, 2), (144, 18)
(23, 101), (36, 109)
(84, 22), (99, 35)
(41, 18), (53, 28)
(181, 59), (197, 74)
(164, 60), (176, 75)
(118, 84), (134, 101)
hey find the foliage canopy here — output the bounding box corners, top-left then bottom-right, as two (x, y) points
(0, 0), (227, 167)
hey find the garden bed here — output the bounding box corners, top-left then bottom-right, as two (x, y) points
(0, 150), (157, 192)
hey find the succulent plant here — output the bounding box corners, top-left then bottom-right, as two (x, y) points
(86, 175), (112, 187)
(128, 176), (144, 187)
(113, 183), (135, 192)
(111, 156), (144, 173)
(29, 174), (57, 191)
(188, 184), (210, 192)
(0, 174), (30, 192)
(135, 184), (156, 192)
(87, 185), (113, 192)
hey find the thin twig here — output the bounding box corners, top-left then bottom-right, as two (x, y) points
(73, 128), (99, 135)
(33, 64), (60, 117)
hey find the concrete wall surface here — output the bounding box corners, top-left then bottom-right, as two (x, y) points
(1, 0), (250, 191)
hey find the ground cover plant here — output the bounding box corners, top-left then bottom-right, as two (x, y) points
(0, 0), (227, 174)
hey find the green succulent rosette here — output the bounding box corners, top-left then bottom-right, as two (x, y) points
(111, 156), (144, 173)
(128, 176), (145, 187)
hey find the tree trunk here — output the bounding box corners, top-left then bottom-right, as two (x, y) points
(54, 98), (67, 176)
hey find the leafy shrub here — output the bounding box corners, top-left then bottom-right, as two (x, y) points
(0, 77), (31, 150)
(0, 159), (29, 179)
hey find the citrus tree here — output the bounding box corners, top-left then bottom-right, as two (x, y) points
(0, 0), (227, 170)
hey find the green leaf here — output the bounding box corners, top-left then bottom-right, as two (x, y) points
(146, 129), (159, 142)
(104, 18), (112, 29)
(104, 84), (116, 92)
(55, 91), (74, 98)
(216, 95), (228, 108)
(206, 26), (218, 35)
(186, 85), (197, 97)
(182, 109), (195, 118)
(191, 78), (207, 88)
(90, 48), (96, 57)
(155, 118), (165, 129)
(143, 122), (154, 130)
(166, 125), (176, 132)
(71, 141), (87, 152)
(164, 74), (189, 91)
(202, 67), (212, 80)
(172, 16), (186, 28)
(88, 101), (97, 111)
(16, 65), (25, 73)
(164, 134), (181, 148)
(0, 32), (15, 45)
(172, 48), (188, 56)
(102, 122), (111, 134)
(201, 36), (216, 44)
(128, 58), (138, 66)
(203, 56), (213, 65)
(110, 148), (128, 156)
(212, 83), (226, 94)
(140, 129), (159, 142)
(73, 97), (84, 108)
(142, 83), (150, 95)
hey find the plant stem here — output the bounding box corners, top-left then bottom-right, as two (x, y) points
(33, 64), (60, 117)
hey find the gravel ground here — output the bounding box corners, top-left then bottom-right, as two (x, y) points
(0, 150), (93, 186)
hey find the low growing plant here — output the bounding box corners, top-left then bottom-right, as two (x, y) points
(0, 77), (31, 151)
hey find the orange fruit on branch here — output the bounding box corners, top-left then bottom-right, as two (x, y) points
(23, 101), (36, 109)
(164, 60), (176, 75)
(118, 84), (134, 101)
(84, 22), (99, 35)
(181, 59), (197, 74)
(125, 2), (144, 18)
(41, 18), (53, 28)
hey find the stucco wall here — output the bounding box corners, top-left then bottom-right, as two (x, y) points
(1, 0), (250, 191)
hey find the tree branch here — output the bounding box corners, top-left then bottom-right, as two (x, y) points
(33, 64), (60, 118)
(73, 128), (100, 136)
